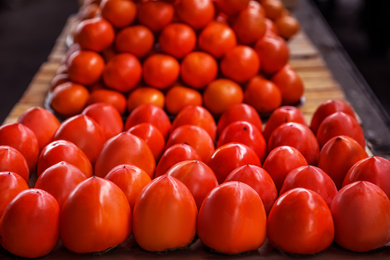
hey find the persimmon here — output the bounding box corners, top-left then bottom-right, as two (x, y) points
(198, 21), (237, 58)
(171, 105), (217, 142)
(214, 0), (250, 15)
(74, 17), (115, 52)
(127, 87), (165, 112)
(102, 53), (142, 92)
(142, 54), (180, 89)
(159, 23), (197, 59)
(254, 34), (289, 75)
(100, 0), (137, 28)
(180, 51), (218, 89)
(17, 107), (60, 151)
(231, 1), (267, 45)
(220, 45), (260, 83)
(165, 86), (203, 115)
(275, 14), (300, 40)
(175, 0), (215, 29)
(203, 78), (244, 115)
(124, 104), (172, 140)
(67, 50), (105, 86)
(244, 76), (282, 115)
(87, 89), (127, 115)
(137, 0), (174, 32)
(271, 65), (304, 105)
(115, 25), (154, 58)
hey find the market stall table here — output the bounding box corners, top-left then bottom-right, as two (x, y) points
(1, 0), (390, 258)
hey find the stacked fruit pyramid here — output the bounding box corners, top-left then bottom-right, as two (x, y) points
(1, 0), (390, 259)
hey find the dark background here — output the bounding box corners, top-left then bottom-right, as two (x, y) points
(0, 0), (79, 123)
(0, 0), (389, 125)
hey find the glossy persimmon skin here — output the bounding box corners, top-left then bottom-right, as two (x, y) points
(132, 175), (197, 252)
(60, 177), (131, 253)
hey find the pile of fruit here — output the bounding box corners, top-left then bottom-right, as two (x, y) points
(1, 97), (390, 258)
(1, 0), (390, 259)
(49, 0), (302, 119)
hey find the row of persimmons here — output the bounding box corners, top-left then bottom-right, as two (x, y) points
(49, 0), (303, 121)
(0, 99), (389, 258)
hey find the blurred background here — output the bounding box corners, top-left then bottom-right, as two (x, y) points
(0, 0), (389, 124)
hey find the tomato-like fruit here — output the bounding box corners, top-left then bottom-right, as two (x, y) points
(142, 54), (180, 89)
(271, 65), (304, 105)
(267, 188), (334, 255)
(0, 145), (29, 183)
(331, 181), (390, 252)
(87, 89), (127, 115)
(102, 53), (142, 93)
(217, 121), (267, 162)
(180, 51), (218, 90)
(0, 189), (60, 258)
(133, 175), (197, 252)
(166, 160), (218, 209)
(165, 125), (215, 164)
(343, 156), (390, 198)
(94, 132), (155, 178)
(82, 103), (124, 141)
(255, 34), (289, 74)
(263, 145), (308, 192)
(268, 122), (319, 165)
(67, 50), (105, 86)
(155, 143), (202, 178)
(316, 111), (365, 149)
(279, 165), (338, 208)
(100, 0), (137, 28)
(74, 17), (115, 52)
(197, 181), (266, 254)
(275, 14), (300, 40)
(261, 0), (284, 20)
(34, 161), (87, 208)
(217, 103), (263, 137)
(214, 0), (250, 15)
(0, 123), (39, 173)
(220, 45), (260, 83)
(60, 177), (131, 253)
(50, 82), (90, 118)
(175, 0), (215, 29)
(128, 123), (165, 162)
(0, 172), (28, 218)
(53, 114), (105, 165)
(125, 104), (172, 140)
(17, 107), (60, 151)
(208, 142), (260, 184)
(244, 76), (282, 115)
(317, 135), (368, 189)
(310, 99), (356, 135)
(165, 86), (203, 114)
(137, 0), (174, 32)
(158, 23), (197, 59)
(104, 164), (152, 209)
(198, 21), (237, 58)
(263, 105), (307, 141)
(127, 87), (165, 112)
(224, 164), (277, 215)
(115, 25), (155, 58)
(171, 105), (217, 142)
(231, 1), (267, 45)
(37, 140), (93, 178)
(203, 78), (244, 115)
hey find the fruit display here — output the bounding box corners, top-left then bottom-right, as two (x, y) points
(49, 0), (302, 120)
(2, 0), (390, 259)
